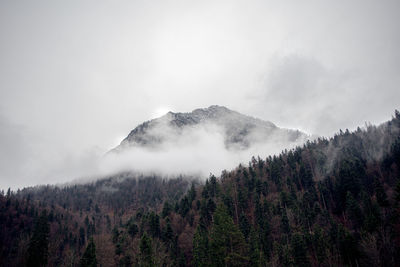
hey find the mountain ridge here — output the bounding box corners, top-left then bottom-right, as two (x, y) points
(112, 105), (307, 152)
(1, 111), (399, 266)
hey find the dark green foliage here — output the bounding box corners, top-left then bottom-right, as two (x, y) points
(162, 218), (173, 242)
(223, 194), (234, 217)
(208, 175), (218, 197)
(209, 204), (249, 266)
(148, 212), (160, 237)
(237, 188), (248, 211)
(202, 180), (210, 199)
(207, 198), (216, 213)
(140, 233), (154, 267)
(193, 227), (210, 267)
(27, 211), (50, 267)
(127, 221), (139, 238)
(312, 226), (328, 264)
(239, 212), (250, 239)
(395, 179), (400, 203)
(335, 158), (364, 213)
(375, 180), (389, 207)
(179, 196), (190, 217)
(299, 163), (314, 189)
(277, 242), (292, 266)
(162, 201), (172, 218)
(281, 209), (290, 234)
(249, 227), (262, 266)
(112, 226), (119, 244)
(346, 191), (363, 228)
(337, 224), (360, 266)
(188, 182), (197, 203)
(259, 219), (272, 259)
(291, 233), (310, 267)
(119, 255), (132, 267)
(362, 197), (381, 232)
(0, 175), (193, 266)
(80, 238), (97, 267)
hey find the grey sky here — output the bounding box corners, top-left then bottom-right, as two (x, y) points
(1, 0), (399, 189)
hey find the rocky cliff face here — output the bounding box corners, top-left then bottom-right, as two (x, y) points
(112, 105), (307, 152)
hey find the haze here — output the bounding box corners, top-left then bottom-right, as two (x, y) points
(1, 0), (399, 189)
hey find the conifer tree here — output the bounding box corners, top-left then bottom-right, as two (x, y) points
(193, 227), (210, 267)
(27, 210), (50, 267)
(162, 201), (172, 218)
(80, 238), (97, 267)
(346, 191), (363, 228)
(209, 204), (249, 266)
(188, 182), (197, 203)
(239, 212), (250, 239)
(140, 233), (155, 267)
(249, 227), (262, 266)
(375, 180), (389, 207)
(291, 233), (309, 267)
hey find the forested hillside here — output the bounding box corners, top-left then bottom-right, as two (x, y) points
(1, 111), (400, 266)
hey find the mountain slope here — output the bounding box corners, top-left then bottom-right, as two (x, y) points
(1, 111), (400, 266)
(112, 105), (307, 151)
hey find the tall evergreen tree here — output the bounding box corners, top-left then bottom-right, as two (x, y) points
(27, 210), (50, 267)
(188, 182), (197, 204)
(80, 238), (97, 267)
(148, 212), (160, 237)
(162, 201), (172, 218)
(239, 212), (250, 239)
(375, 180), (389, 207)
(193, 226), (210, 267)
(209, 204), (249, 266)
(291, 233), (310, 267)
(346, 191), (363, 228)
(249, 227), (262, 266)
(140, 233), (155, 267)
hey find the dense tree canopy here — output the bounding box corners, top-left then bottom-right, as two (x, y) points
(0, 111), (400, 266)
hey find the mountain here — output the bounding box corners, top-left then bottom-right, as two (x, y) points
(1, 111), (400, 266)
(112, 105), (307, 152)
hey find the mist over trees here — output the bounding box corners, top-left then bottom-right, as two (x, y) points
(0, 111), (400, 266)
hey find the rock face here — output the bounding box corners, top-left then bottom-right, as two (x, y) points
(112, 105), (307, 152)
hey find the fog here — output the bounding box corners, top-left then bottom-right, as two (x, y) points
(0, 0), (399, 189)
(40, 121), (308, 188)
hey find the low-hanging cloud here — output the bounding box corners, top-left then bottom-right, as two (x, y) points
(102, 122), (307, 177)
(1, 120), (307, 190)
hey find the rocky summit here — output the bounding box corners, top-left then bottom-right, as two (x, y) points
(112, 105), (307, 152)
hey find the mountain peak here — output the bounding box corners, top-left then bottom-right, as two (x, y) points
(207, 105), (231, 111)
(113, 106), (307, 152)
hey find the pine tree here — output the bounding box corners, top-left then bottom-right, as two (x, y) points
(148, 212), (160, 237)
(162, 201), (172, 218)
(128, 222), (139, 238)
(209, 204), (249, 266)
(80, 238), (97, 267)
(27, 210), (50, 267)
(375, 180), (389, 207)
(162, 217), (173, 242)
(188, 182), (197, 203)
(140, 233), (155, 267)
(346, 191), (363, 228)
(239, 212), (250, 239)
(193, 226), (210, 267)
(281, 209), (290, 234)
(291, 233), (310, 267)
(179, 196), (190, 217)
(249, 227), (262, 266)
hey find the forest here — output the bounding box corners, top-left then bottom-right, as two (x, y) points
(1, 111), (400, 266)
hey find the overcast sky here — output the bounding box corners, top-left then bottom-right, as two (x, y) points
(1, 0), (399, 189)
